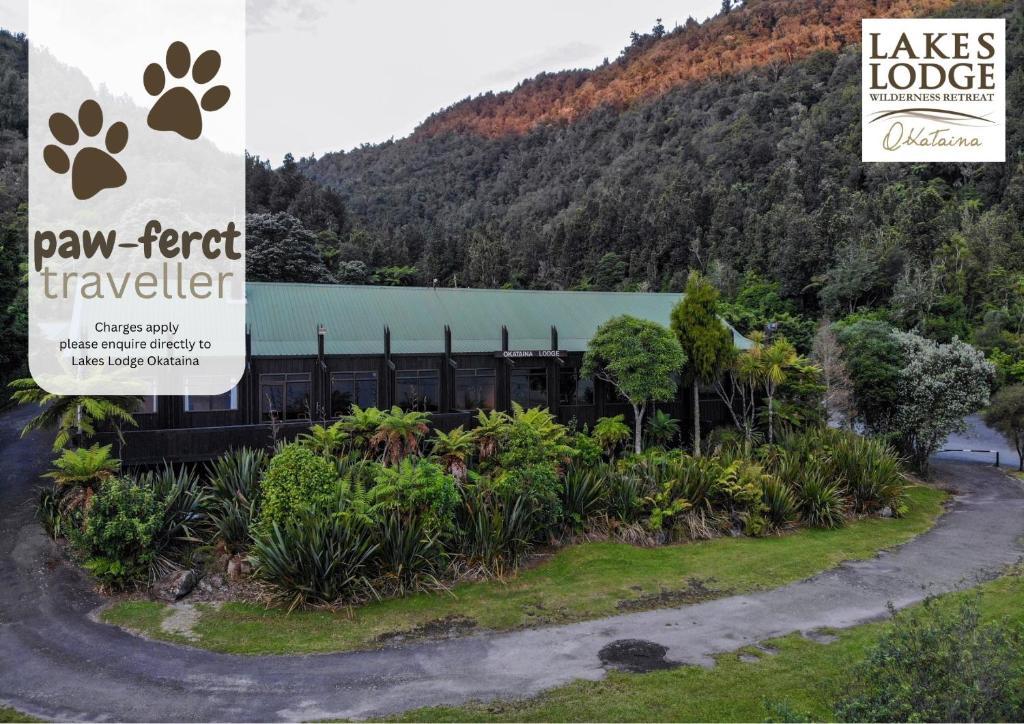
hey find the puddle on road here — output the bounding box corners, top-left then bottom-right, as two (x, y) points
(598, 639), (680, 673)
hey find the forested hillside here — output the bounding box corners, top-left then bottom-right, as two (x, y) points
(297, 0), (1023, 366)
(0, 30), (27, 390)
(416, 0), (967, 138)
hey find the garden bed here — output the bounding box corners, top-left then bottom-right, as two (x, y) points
(100, 484), (945, 655)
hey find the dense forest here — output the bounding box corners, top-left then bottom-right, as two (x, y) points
(291, 0), (1023, 376)
(2, 0), (1023, 391)
(0, 29), (27, 391)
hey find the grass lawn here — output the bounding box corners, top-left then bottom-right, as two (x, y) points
(0, 707), (42, 723)
(102, 485), (945, 655)
(386, 568), (1024, 722)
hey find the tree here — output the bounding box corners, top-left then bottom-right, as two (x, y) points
(671, 272), (735, 456)
(370, 406), (431, 466)
(9, 378), (141, 451)
(335, 260), (370, 284)
(592, 414), (631, 456)
(295, 421), (349, 457)
(372, 266), (418, 287)
(811, 321), (855, 427)
(245, 212), (335, 284)
(431, 425), (476, 481)
(836, 320), (905, 434)
(43, 444), (119, 516)
(891, 332), (994, 474)
(593, 252), (627, 291)
(755, 337), (799, 443)
(983, 385), (1024, 472)
(583, 315), (685, 453)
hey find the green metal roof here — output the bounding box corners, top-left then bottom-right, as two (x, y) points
(246, 282), (754, 357)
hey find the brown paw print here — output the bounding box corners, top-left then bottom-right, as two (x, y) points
(145, 41), (230, 140)
(43, 100), (128, 201)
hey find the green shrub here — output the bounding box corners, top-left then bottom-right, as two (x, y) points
(771, 427), (907, 517)
(205, 447), (267, 553)
(795, 470), (848, 529)
(75, 478), (161, 590)
(374, 510), (446, 595)
(137, 464), (209, 574)
(457, 485), (538, 575)
(249, 497), (378, 611)
(606, 468), (644, 524)
(831, 434), (907, 515)
(494, 421), (565, 532)
(370, 458), (459, 534)
(257, 444), (339, 532)
(561, 465), (608, 531)
(567, 430), (603, 468)
(760, 475), (797, 530)
(625, 450), (718, 510)
(835, 597), (1024, 722)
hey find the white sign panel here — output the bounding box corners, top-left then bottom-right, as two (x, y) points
(29, 0), (246, 396)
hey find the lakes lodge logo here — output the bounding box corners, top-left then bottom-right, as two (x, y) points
(862, 19), (1005, 163)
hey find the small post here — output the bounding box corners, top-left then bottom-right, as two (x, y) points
(384, 325), (394, 408)
(501, 325), (509, 352)
(445, 325), (457, 369)
(995, 450), (1000, 468)
(550, 325), (558, 350)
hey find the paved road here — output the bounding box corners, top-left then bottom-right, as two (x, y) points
(936, 414), (1022, 470)
(2, 405), (1023, 722)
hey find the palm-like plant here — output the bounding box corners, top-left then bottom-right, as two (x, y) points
(43, 443), (120, 515)
(432, 425), (477, 481)
(592, 415), (631, 456)
(370, 406), (431, 466)
(340, 405), (385, 457)
(474, 409), (510, 461)
(9, 378), (141, 451)
(758, 339), (799, 443)
(510, 403), (569, 446)
(296, 420), (349, 457)
(646, 410), (680, 448)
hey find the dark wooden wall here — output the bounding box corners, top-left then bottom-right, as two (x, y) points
(105, 350), (738, 465)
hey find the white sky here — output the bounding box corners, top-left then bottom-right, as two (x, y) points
(0, 0), (720, 164)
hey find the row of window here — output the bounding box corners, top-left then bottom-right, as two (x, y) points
(136, 368), (604, 421)
(263, 367), (598, 421)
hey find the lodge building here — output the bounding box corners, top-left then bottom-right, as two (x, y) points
(105, 283), (753, 465)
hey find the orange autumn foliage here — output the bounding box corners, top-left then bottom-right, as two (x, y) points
(415, 0), (980, 139)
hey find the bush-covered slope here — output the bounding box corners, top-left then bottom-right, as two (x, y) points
(304, 0), (1022, 338)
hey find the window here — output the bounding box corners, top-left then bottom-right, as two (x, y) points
(137, 395), (158, 414)
(559, 369), (594, 405)
(260, 373), (311, 421)
(511, 367), (547, 408)
(454, 368), (495, 411)
(396, 369), (439, 412)
(185, 386), (238, 412)
(331, 371), (378, 416)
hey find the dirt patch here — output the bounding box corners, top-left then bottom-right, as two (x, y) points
(599, 639), (680, 673)
(375, 615), (478, 645)
(615, 577), (723, 612)
(160, 602), (216, 641)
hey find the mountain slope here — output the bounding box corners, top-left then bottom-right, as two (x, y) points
(416, 0), (974, 139)
(303, 0), (1022, 334)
